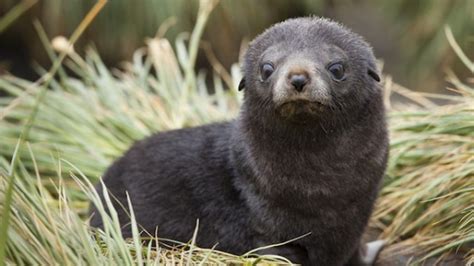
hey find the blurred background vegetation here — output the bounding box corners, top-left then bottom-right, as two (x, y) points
(0, 0), (472, 93)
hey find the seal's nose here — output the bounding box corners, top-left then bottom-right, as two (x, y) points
(289, 74), (308, 92)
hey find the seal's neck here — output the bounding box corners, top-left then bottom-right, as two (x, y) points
(239, 104), (346, 152)
(237, 89), (383, 150)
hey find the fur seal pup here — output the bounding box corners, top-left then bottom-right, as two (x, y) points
(89, 17), (388, 265)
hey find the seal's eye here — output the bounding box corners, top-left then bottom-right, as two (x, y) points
(328, 63), (345, 81)
(260, 63), (274, 81)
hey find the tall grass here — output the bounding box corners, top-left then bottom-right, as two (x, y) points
(372, 29), (473, 263)
(375, 78), (474, 263)
(0, 0), (473, 264)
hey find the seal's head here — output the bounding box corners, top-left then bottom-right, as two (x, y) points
(239, 17), (381, 124)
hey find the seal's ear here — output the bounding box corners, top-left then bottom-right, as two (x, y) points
(238, 78), (246, 91)
(368, 68), (381, 82)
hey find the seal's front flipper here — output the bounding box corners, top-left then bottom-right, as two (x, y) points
(361, 240), (386, 265)
(346, 240), (386, 266)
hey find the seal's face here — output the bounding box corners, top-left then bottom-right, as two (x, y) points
(240, 17), (381, 124)
(258, 43), (349, 122)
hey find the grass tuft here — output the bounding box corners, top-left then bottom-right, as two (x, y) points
(373, 50), (474, 262)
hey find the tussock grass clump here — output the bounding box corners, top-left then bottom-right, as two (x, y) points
(0, 1), (473, 265)
(373, 73), (474, 263)
(372, 32), (474, 263)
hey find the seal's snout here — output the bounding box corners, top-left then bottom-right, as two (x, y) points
(271, 56), (332, 120)
(289, 73), (309, 92)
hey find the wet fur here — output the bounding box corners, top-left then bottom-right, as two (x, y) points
(90, 17), (388, 265)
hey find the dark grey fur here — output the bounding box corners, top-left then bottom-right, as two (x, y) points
(89, 17), (388, 266)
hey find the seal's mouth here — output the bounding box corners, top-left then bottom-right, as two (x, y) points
(276, 100), (325, 122)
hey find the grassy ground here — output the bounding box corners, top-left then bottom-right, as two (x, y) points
(0, 1), (473, 265)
